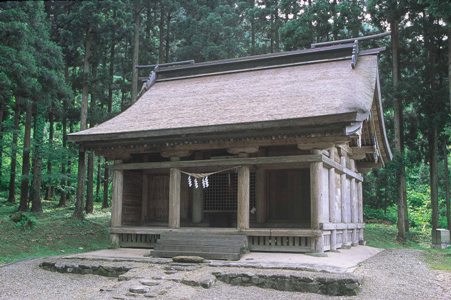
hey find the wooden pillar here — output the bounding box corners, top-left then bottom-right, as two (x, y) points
(168, 168), (181, 228)
(191, 152), (203, 223)
(350, 159), (358, 246)
(192, 188), (203, 223)
(255, 168), (266, 224)
(141, 173), (148, 224)
(340, 154), (350, 248)
(111, 167), (124, 247)
(310, 150), (324, 253)
(358, 181), (365, 244)
(237, 166), (250, 230)
(329, 148), (337, 251)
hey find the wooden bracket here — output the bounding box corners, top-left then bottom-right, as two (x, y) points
(227, 146), (259, 155)
(161, 150), (192, 159)
(350, 145), (378, 160)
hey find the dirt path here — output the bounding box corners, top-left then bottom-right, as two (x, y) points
(0, 249), (449, 300)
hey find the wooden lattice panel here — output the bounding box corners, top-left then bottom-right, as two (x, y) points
(203, 172), (255, 212)
(248, 235), (311, 252)
(119, 233), (160, 248)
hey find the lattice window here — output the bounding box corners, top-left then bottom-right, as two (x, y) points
(203, 172), (255, 212)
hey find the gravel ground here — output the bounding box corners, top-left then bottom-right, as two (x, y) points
(0, 249), (450, 300)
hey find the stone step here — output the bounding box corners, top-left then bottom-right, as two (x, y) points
(153, 249), (241, 261)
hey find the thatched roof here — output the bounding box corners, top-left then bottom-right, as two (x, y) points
(72, 56), (378, 135)
(69, 46), (391, 165)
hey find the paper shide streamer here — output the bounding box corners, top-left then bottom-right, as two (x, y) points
(180, 167), (239, 189)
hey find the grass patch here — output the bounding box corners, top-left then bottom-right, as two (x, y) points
(365, 223), (451, 271)
(0, 199), (111, 264)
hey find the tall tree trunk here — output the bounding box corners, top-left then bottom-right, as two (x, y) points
(103, 39), (115, 208)
(425, 15), (439, 233)
(67, 121), (74, 200)
(274, 6), (280, 52)
(74, 148), (86, 219)
(131, 4), (141, 102)
(444, 144), (450, 233)
(73, 28), (92, 219)
(85, 61), (98, 215)
(108, 40), (115, 113)
(58, 66), (70, 207)
(0, 101), (6, 188)
(430, 125), (439, 231)
(31, 108), (45, 213)
(158, 2), (165, 63)
(391, 21), (407, 241)
(86, 151), (94, 213)
(45, 112), (54, 200)
(165, 11), (171, 63)
(447, 27), (451, 233)
(448, 27), (451, 109)
(7, 101), (21, 203)
(95, 156), (101, 201)
(19, 100), (32, 211)
(58, 115), (67, 207)
(251, 15), (255, 55)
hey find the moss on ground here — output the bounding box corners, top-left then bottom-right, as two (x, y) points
(0, 199), (110, 264)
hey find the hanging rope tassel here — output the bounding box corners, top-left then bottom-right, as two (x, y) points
(201, 177), (206, 188)
(194, 178), (199, 188)
(205, 176), (209, 188)
(188, 176), (192, 187)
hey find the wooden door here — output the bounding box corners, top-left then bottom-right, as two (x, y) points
(145, 174), (169, 223)
(267, 169), (310, 223)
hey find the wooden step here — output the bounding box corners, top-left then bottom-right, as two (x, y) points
(153, 232), (248, 261)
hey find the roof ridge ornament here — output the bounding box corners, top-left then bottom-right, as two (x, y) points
(136, 65), (159, 100)
(351, 40), (359, 69)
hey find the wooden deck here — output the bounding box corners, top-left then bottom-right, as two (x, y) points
(111, 226), (324, 253)
(110, 226), (323, 237)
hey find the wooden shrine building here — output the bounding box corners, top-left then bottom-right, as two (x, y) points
(69, 42), (392, 257)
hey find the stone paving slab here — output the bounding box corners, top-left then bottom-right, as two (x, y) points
(64, 246), (382, 273)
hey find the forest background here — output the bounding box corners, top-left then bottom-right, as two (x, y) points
(0, 0), (449, 245)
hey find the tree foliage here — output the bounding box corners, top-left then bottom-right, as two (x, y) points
(0, 0), (448, 236)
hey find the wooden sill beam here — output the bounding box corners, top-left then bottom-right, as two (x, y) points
(109, 226), (323, 237)
(112, 154), (322, 171)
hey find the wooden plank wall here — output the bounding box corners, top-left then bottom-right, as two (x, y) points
(266, 169), (310, 224)
(143, 174), (169, 223)
(122, 170), (143, 225)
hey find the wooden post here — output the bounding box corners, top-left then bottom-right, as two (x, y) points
(358, 181), (365, 244)
(192, 188), (203, 223)
(141, 173), (149, 224)
(169, 168), (181, 228)
(255, 168), (266, 224)
(111, 167), (124, 247)
(237, 166), (250, 230)
(340, 154), (350, 248)
(310, 150), (324, 253)
(192, 152), (203, 223)
(329, 148), (337, 251)
(350, 159), (358, 246)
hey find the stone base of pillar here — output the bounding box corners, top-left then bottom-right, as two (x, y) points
(110, 234), (120, 248)
(330, 230), (337, 251)
(352, 229), (359, 246)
